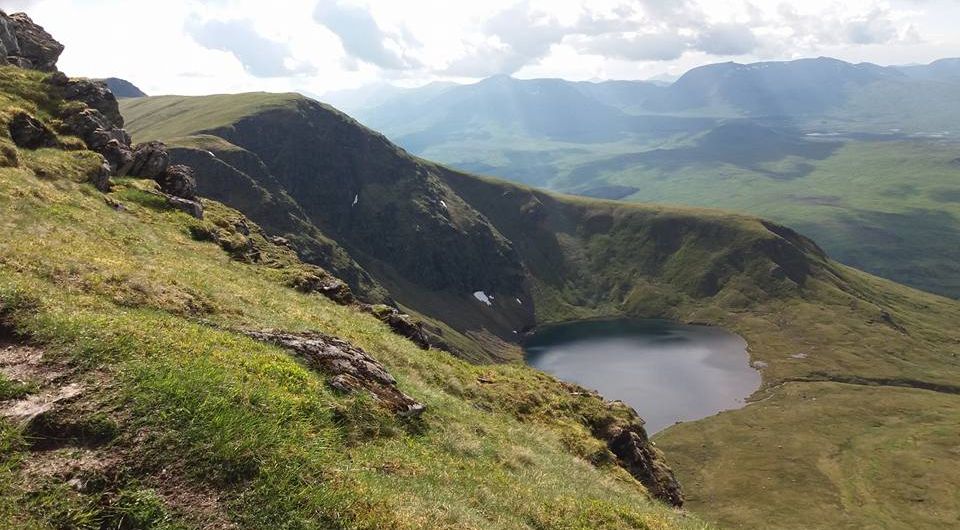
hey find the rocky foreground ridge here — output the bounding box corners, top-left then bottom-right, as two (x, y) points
(0, 9), (201, 217)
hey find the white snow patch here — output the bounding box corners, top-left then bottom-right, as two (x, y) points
(515, 298), (523, 305)
(473, 291), (493, 306)
(206, 150), (216, 158)
(440, 200), (447, 209)
(352, 194), (358, 206)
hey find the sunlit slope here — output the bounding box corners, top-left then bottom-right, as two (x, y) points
(1, 67), (701, 529)
(122, 90), (960, 529)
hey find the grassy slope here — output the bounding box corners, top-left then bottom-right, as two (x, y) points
(0, 68), (701, 529)
(121, 91), (960, 528)
(564, 139), (960, 299)
(440, 169), (960, 530)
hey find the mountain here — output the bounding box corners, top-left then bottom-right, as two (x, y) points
(323, 80), (457, 116)
(0, 64), (704, 527)
(118, 90), (960, 528)
(99, 77), (146, 98)
(644, 57), (903, 116)
(353, 75), (647, 147)
(896, 58), (960, 81)
(329, 58), (960, 299)
(5, 11), (960, 528)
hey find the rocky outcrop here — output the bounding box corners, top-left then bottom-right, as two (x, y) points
(156, 164), (198, 200)
(364, 304), (430, 350)
(0, 10), (63, 72)
(129, 141), (170, 178)
(586, 399), (684, 507)
(245, 330), (425, 417)
(607, 425), (684, 506)
(8, 111), (57, 149)
(63, 78), (124, 128)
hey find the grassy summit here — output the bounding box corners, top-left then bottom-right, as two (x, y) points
(119, 90), (960, 529)
(1, 67), (703, 529)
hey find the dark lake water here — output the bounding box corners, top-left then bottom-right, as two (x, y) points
(524, 319), (761, 434)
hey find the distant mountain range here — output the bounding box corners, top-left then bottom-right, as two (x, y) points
(320, 56), (960, 300)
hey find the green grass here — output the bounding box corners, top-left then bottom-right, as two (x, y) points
(656, 382), (960, 529)
(117, 89), (960, 528)
(121, 92), (310, 142)
(0, 89), (702, 528)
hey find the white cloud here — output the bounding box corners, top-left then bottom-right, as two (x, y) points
(6, 0), (958, 95)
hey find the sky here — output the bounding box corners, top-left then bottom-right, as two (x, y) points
(3, 0), (959, 97)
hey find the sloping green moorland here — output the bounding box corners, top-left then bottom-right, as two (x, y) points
(118, 89), (960, 529)
(0, 67), (707, 529)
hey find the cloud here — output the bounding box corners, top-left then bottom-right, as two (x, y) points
(844, 9), (900, 44)
(185, 17), (315, 77)
(314, 1), (417, 70)
(697, 24), (759, 56)
(577, 32), (690, 61)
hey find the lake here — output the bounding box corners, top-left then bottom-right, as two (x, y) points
(524, 319), (761, 434)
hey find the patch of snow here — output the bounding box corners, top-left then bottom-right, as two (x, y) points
(440, 200), (447, 209)
(473, 291), (493, 306)
(790, 352), (808, 359)
(352, 194), (358, 206)
(206, 150), (216, 158)
(516, 297), (523, 305)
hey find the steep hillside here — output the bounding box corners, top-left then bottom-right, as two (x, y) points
(121, 90), (960, 529)
(0, 64), (701, 529)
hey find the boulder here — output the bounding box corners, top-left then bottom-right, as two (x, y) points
(366, 305), (430, 349)
(166, 195), (204, 219)
(245, 329), (425, 417)
(1, 11), (63, 72)
(99, 139), (134, 176)
(156, 164), (197, 200)
(62, 107), (130, 150)
(0, 12), (20, 63)
(8, 111), (57, 149)
(86, 155), (112, 192)
(129, 141), (169, 178)
(62, 78), (124, 128)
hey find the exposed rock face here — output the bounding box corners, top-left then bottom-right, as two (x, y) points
(98, 139), (134, 176)
(365, 305), (430, 350)
(63, 78), (124, 128)
(607, 426), (684, 506)
(129, 141), (169, 178)
(585, 399), (684, 507)
(245, 330), (425, 417)
(157, 164), (197, 200)
(165, 195), (204, 219)
(62, 107), (131, 152)
(289, 268), (356, 305)
(0, 11), (63, 72)
(86, 156), (112, 192)
(8, 111), (57, 149)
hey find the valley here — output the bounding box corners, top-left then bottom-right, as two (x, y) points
(334, 61), (960, 300)
(2, 5), (960, 529)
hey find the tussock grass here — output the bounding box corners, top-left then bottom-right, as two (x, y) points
(0, 74), (702, 528)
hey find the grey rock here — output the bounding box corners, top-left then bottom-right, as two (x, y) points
(86, 155), (112, 192)
(1, 11), (63, 72)
(8, 111), (57, 149)
(99, 139), (134, 176)
(166, 195), (204, 219)
(245, 329), (425, 417)
(156, 164), (197, 200)
(63, 78), (123, 128)
(129, 141), (169, 178)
